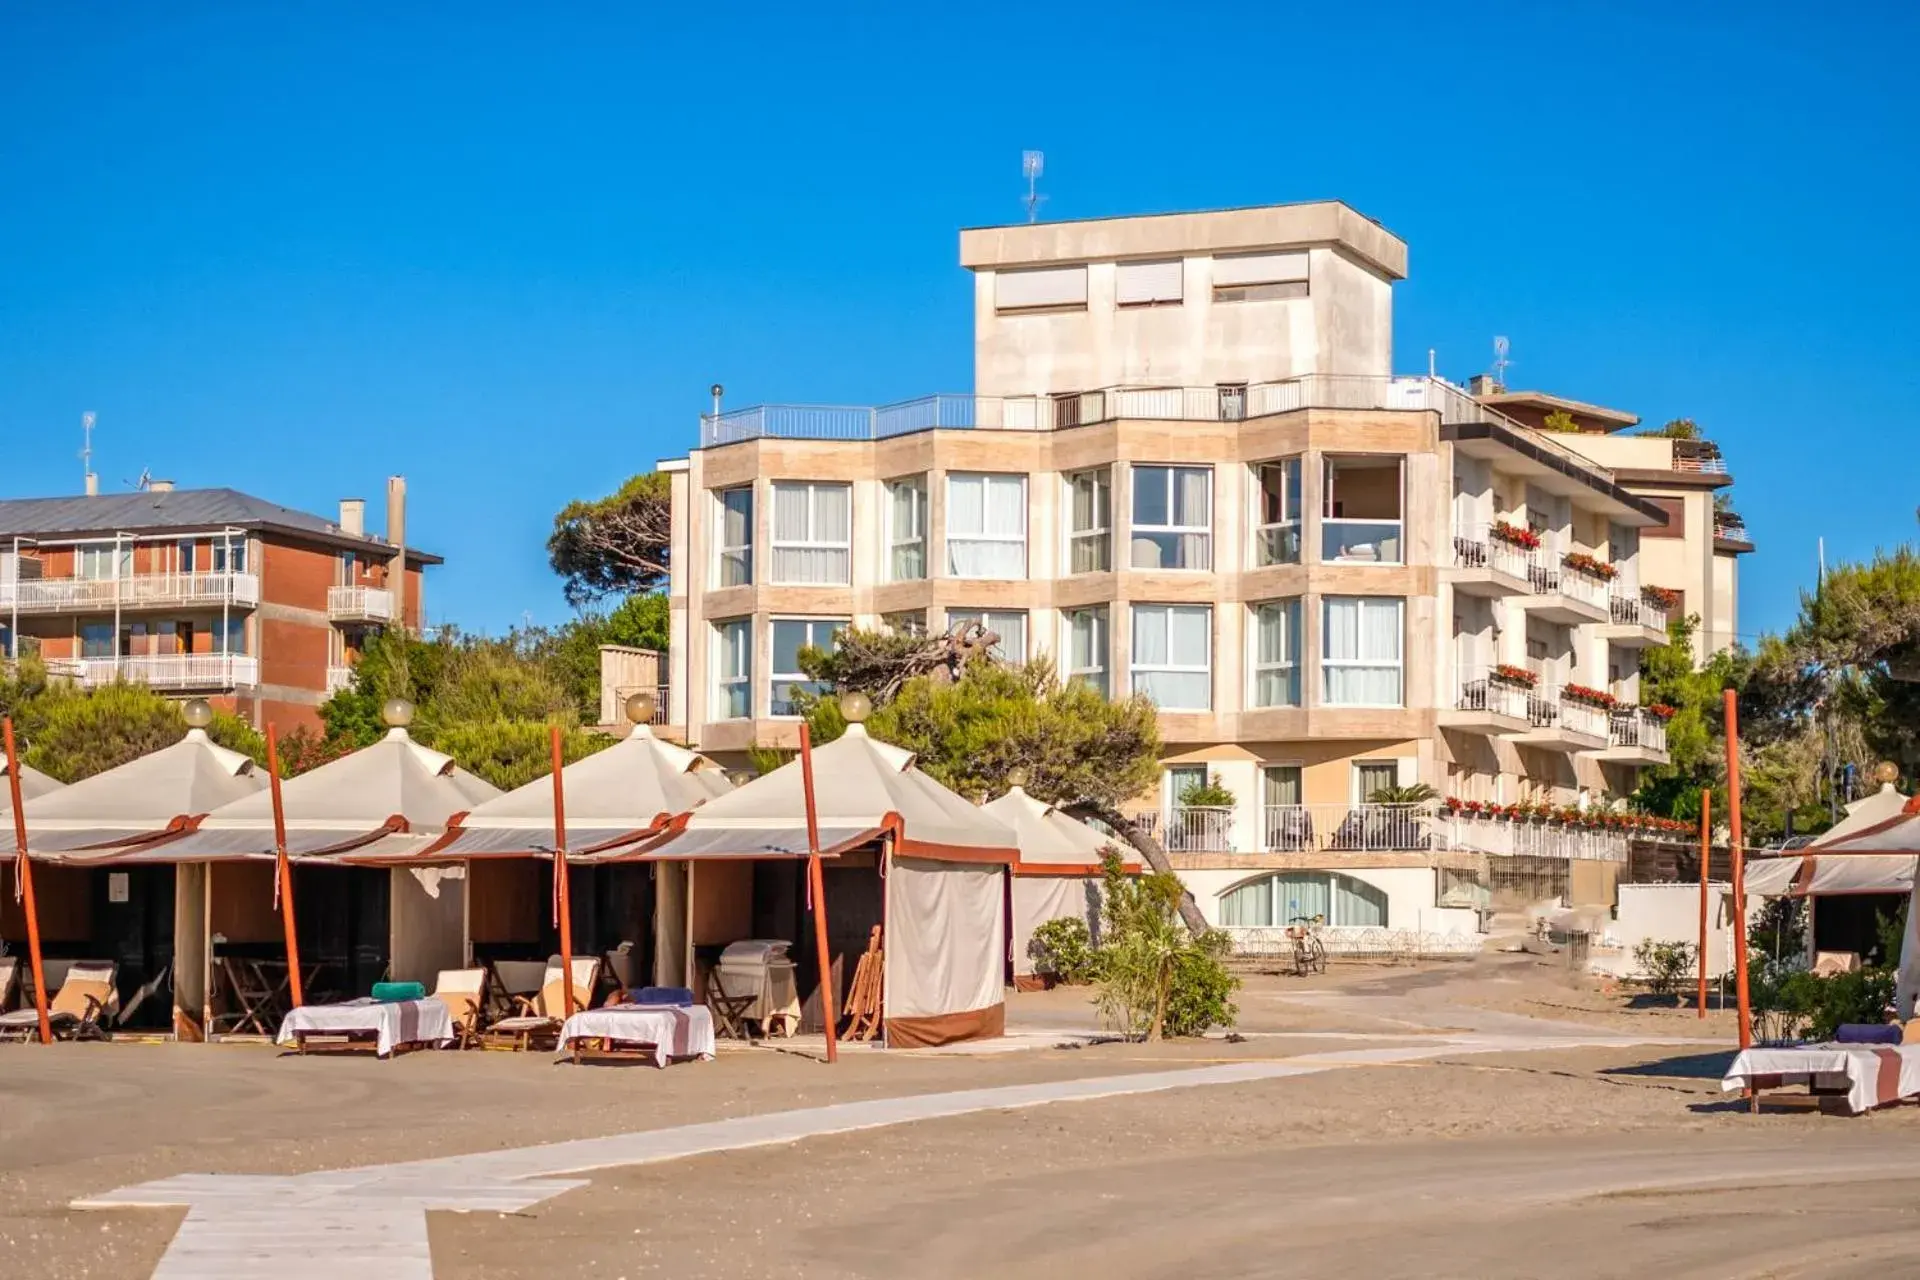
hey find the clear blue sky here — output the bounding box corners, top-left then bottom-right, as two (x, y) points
(2, 4), (1913, 641)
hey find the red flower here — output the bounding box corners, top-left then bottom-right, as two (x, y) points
(1491, 664), (1539, 687)
(1642, 703), (1678, 720)
(1562, 551), (1619, 581)
(1561, 683), (1619, 710)
(1490, 521), (1542, 550)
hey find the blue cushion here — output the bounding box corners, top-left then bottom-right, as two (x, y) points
(371, 981), (426, 1003)
(1835, 1023), (1902, 1045)
(629, 986), (694, 1007)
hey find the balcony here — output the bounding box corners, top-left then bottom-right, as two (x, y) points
(1595, 709), (1671, 765)
(1509, 682), (1610, 753)
(1440, 666), (1533, 735)
(0, 571), (260, 615)
(1446, 524), (1536, 598)
(1517, 555), (1611, 626)
(326, 665), (355, 694)
(1138, 805), (1237, 853)
(1435, 811), (1628, 863)
(46, 654), (260, 691)
(1599, 590), (1670, 648)
(1260, 804), (1433, 854)
(327, 586), (395, 624)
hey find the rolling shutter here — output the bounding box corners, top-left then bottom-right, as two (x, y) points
(994, 265), (1088, 311)
(1115, 258), (1184, 305)
(1212, 251), (1309, 287)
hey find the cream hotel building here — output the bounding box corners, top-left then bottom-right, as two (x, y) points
(656, 201), (1748, 941)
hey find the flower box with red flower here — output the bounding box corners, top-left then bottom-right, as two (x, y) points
(1561, 551), (1618, 582)
(1560, 684), (1618, 710)
(1490, 664), (1538, 688)
(1641, 585), (1683, 611)
(1489, 521), (1542, 551)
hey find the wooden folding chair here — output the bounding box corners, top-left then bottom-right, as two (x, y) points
(482, 957), (601, 1051)
(430, 968), (489, 1050)
(211, 958), (281, 1035)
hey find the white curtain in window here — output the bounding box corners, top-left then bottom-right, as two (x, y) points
(1332, 875), (1388, 927)
(718, 488), (752, 586)
(771, 482), (850, 584)
(889, 480), (925, 581)
(947, 474), (1026, 578)
(1133, 605), (1210, 709)
(1219, 878), (1273, 928)
(1066, 609), (1107, 694)
(1254, 601), (1300, 707)
(1323, 597), (1403, 706)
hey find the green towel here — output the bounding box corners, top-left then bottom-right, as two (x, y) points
(371, 981), (426, 1003)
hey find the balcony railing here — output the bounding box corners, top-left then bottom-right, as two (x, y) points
(326, 665), (355, 694)
(1609, 592), (1668, 631)
(611, 683), (672, 725)
(1451, 524), (1534, 581)
(327, 586), (396, 623)
(1529, 558), (1610, 612)
(47, 654), (260, 691)
(1672, 440), (1728, 475)
(1435, 812), (1628, 862)
(1609, 710), (1668, 754)
(0, 571), (260, 613)
(1456, 667), (1530, 720)
(1261, 803), (1433, 854)
(1134, 806), (1235, 853)
(1559, 694), (1611, 740)
(1714, 512), (1749, 541)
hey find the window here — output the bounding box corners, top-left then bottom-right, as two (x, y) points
(79, 546), (130, 580)
(1254, 459), (1303, 566)
(994, 265), (1088, 313)
(770, 618), (845, 717)
(339, 550), (359, 585)
(1115, 259), (1183, 307)
(1354, 761), (1399, 803)
(1063, 606), (1109, 696)
(882, 610), (927, 637)
(212, 540), (246, 574)
(80, 621), (114, 658)
(1066, 469), (1111, 573)
(770, 481), (851, 585)
(178, 539), (198, 573)
(715, 487), (753, 587)
(711, 619), (751, 719)
(1260, 765), (1306, 850)
(210, 615), (247, 656)
(1322, 596), (1404, 707)
(1218, 872), (1387, 928)
(1131, 604), (1211, 710)
(1322, 456), (1404, 564)
(1130, 465), (1211, 570)
(1211, 251), (1309, 303)
(885, 476), (928, 581)
(1251, 600), (1302, 708)
(946, 473), (1027, 579)
(945, 609), (1027, 662)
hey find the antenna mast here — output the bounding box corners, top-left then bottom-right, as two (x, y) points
(1022, 151), (1046, 223)
(1490, 337), (1512, 390)
(80, 412), (98, 496)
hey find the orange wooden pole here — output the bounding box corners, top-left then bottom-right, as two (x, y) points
(799, 723), (839, 1064)
(266, 725), (304, 1008)
(4, 719), (52, 1045)
(551, 725), (575, 1017)
(1697, 789), (1711, 1018)
(1725, 689), (1751, 1050)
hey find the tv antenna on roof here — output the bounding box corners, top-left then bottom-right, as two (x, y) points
(1491, 336), (1512, 388)
(81, 411), (98, 496)
(1022, 151), (1046, 223)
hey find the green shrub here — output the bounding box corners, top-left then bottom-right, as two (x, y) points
(1176, 774), (1236, 807)
(1632, 938), (1696, 1000)
(1091, 852), (1239, 1039)
(1756, 967), (1896, 1042)
(1029, 917), (1101, 985)
(1162, 928), (1240, 1037)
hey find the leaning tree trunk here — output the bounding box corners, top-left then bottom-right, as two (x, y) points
(1065, 800), (1211, 939)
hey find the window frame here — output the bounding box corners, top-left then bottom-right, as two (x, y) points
(711, 617), (752, 720)
(944, 608), (1028, 662)
(1218, 871), (1388, 928)
(884, 475), (929, 582)
(944, 472), (1028, 580)
(1249, 599), (1303, 709)
(1320, 454), (1406, 566)
(1062, 605), (1109, 697)
(1130, 603), (1213, 711)
(1114, 258), (1185, 308)
(1129, 464), (1213, 572)
(1064, 468), (1112, 574)
(714, 485), (754, 587)
(769, 480), (852, 586)
(768, 616), (847, 718)
(1253, 457), (1303, 567)
(1320, 595), (1406, 708)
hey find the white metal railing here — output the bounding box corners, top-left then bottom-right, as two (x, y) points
(1451, 524), (1533, 581)
(1455, 667), (1530, 720)
(60, 654), (260, 690)
(1610, 592), (1668, 631)
(1260, 803), (1433, 853)
(1135, 806), (1235, 853)
(1530, 555), (1609, 612)
(1610, 710), (1669, 754)
(0, 571), (260, 612)
(613, 683), (672, 725)
(326, 665), (355, 693)
(1435, 812), (1629, 862)
(1558, 694), (1610, 740)
(327, 585), (396, 622)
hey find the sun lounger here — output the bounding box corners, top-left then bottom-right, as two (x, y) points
(430, 968), (489, 1050)
(1724, 1042), (1920, 1115)
(0, 960), (118, 1042)
(275, 998), (455, 1058)
(557, 1003), (717, 1067)
(483, 957), (601, 1051)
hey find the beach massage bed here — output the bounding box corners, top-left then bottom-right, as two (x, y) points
(276, 998), (455, 1058)
(557, 1003), (717, 1067)
(1723, 1042), (1920, 1115)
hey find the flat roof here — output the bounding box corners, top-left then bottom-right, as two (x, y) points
(1479, 390), (1640, 430)
(959, 200), (1408, 281)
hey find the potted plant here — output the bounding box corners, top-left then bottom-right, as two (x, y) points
(1561, 551), (1618, 581)
(1490, 521), (1541, 550)
(1490, 664), (1538, 688)
(1176, 775), (1236, 808)
(1642, 703), (1678, 720)
(1561, 683), (1618, 710)
(1641, 585), (1683, 611)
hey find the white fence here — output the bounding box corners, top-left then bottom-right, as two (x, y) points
(0, 571), (259, 612)
(327, 586), (396, 622)
(1451, 524), (1534, 581)
(1434, 812), (1628, 862)
(1455, 667), (1530, 720)
(48, 654), (261, 690)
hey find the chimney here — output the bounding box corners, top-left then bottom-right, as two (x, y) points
(385, 476), (407, 627)
(85, 474), (98, 496)
(148, 479), (175, 492)
(1468, 373), (1503, 398)
(339, 498), (365, 537)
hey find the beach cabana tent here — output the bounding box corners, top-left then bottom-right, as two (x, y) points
(1791, 794), (1920, 1016)
(622, 721), (1019, 1048)
(10, 726), (268, 1031)
(1742, 785), (1919, 944)
(397, 720), (732, 986)
(0, 760), (62, 814)
(982, 785), (1133, 989)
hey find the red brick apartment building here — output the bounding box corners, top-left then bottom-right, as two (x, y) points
(0, 478), (436, 733)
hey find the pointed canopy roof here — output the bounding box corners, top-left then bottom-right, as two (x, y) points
(22, 729), (267, 854)
(981, 785), (1133, 876)
(1, 759), (62, 814)
(1808, 784), (1912, 848)
(156, 728), (501, 860)
(629, 723), (1017, 863)
(1815, 792), (1920, 856)
(420, 725), (732, 858)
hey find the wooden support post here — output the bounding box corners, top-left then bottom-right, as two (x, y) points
(1697, 789), (1711, 1018)
(551, 725), (574, 1018)
(799, 723), (838, 1064)
(1725, 689), (1752, 1051)
(4, 718), (51, 1045)
(266, 725), (304, 1009)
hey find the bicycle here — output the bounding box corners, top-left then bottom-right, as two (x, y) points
(1286, 914), (1328, 977)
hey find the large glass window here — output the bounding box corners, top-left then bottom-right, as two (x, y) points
(770, 481), (851, 585)
(945, 608), (1026, 662)
(212, 540), (246, 574)
(770, 618), (845, 717)
(1131, 604), (1211, 710)
(1063, 606), (1109, 697)
(1353, 760), (1399, 803)
(1251, 600), (1302, 708)
(715, 487), (753, 587)
(210, 615), (247, 656)
(885, 476), (928, 581)
(79, 545), (132, 580)
(80, 621), (114, 658)
(711, 618), (751, 719)
(1130, 466), (1211, 570)
(1066, 469), (1111, 574)
(946, 473), (1027, 578)
(1254, 459), (1303, 566)
(1322, 596), (1404, 707)
(1322, 456), (1404, 564)
(1218, 872), (1387, 928)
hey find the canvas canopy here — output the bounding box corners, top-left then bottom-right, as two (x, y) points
(0, 760), (62, 814)
(981, 785), (1129, 981)
(23, 729), (267, 858)
(1803, 793), (1920, 1018)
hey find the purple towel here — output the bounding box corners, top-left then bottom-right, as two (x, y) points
(1835, 1023), (1903, 1045)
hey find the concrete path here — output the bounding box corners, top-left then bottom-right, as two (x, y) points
(79, 1030), (1711, 1279)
